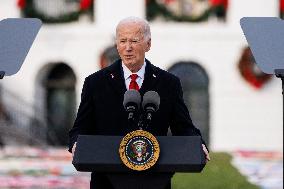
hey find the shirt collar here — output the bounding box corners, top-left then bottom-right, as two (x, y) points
(122, 60), (146, 80)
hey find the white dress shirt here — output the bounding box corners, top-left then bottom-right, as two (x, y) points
(122, 60), (146, 90)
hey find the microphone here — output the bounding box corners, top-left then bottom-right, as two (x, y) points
(142, 91), (160, 124)
(123, 90), (141, 121)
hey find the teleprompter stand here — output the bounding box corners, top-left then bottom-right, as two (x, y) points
(0, 71), (4, 79)
(275, 69), (284, 126)
(73, 135), (206, 189)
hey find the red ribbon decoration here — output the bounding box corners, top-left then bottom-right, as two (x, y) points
(17, 0), (26, 9)
(280, 0), (284, 13)
(209, 0), (228, 9)
(80, 0), (92, 11)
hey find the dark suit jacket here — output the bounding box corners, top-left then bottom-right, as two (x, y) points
(68, 59), (206, 188)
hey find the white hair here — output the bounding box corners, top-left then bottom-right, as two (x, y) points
(116, 17), (151, 41)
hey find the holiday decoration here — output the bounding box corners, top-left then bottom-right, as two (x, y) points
(280, 0), (284, 18)
(238, 47), (272, 89)
(209, 0), (228, 20)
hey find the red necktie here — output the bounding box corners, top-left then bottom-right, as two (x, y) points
(129, 74), (139, 90)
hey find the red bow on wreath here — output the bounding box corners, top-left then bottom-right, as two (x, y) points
(280, 0), (284, 18)
(17, 0), (26, 9)
(209, 0), (228, 9)
(281, 0), (284, 13)
(80, 0), (92, 11)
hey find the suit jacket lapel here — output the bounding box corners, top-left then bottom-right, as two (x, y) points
(106, 59), (127, 96)
(140, 59), (159, 94)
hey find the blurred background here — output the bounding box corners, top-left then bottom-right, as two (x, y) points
(0, 0), (283, 188)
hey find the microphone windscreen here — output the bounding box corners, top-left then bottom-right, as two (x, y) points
(123, 89), (141, 109)
(142, 91), (160, 111)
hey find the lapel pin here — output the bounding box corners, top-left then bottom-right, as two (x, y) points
(153, 74), (156, 78)
(111, 73), (114, 78)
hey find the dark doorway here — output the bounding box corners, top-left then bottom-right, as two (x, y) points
(44, 63), (76, 146)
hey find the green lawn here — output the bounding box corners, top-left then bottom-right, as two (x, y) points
(172, 152), (260, 189)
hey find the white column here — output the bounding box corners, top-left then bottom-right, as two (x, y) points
(95, 0), (145, 31)
(227, 0), (279, 28)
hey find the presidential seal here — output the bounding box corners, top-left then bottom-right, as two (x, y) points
(119, 130), (160, 171)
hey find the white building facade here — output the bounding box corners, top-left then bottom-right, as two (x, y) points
(0, 0), (282, 151)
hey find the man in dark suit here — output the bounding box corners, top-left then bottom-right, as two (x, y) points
(69, 16), (210, 189)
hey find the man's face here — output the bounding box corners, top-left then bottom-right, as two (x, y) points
(116, 23), (151, 72)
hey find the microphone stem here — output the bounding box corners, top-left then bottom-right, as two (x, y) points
(146, 112), (152, 121)
(143, 112), (152, 130)
(138, 114), (144, 130)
